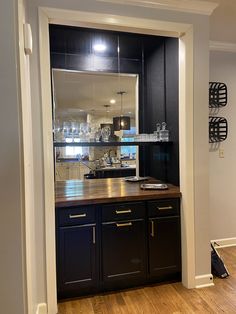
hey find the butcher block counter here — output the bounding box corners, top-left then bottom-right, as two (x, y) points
(55, 177), (181, 207)
(55, 178), (181, 299)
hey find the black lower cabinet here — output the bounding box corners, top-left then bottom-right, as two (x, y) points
(57, 224), (97, 298)
(56, 198), (181, 299)
(148, 216), (181, 278)
(102, 219), (146, 289)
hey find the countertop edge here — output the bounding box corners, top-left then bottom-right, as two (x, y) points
(55, 192), (181, 208)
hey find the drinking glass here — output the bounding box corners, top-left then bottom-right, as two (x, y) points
(101, 126), (111, 142)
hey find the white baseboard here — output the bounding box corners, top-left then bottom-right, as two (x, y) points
(195, 274), (214, 288)
(211, 237), (236, 249)
(36, 303), (47, 314)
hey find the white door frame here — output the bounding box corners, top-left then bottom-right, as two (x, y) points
(38, 7), (195, 313)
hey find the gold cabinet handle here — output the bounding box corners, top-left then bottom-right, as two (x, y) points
(115, 209), (132, 214)
(157, 206), (173, 211)
(116, 222), (132, 227)
(151, 220), (155, 237)
(69, 213), (86, 219)
(92, 226), (96, 244)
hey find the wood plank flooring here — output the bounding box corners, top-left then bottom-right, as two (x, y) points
(58, 246), (236, 314)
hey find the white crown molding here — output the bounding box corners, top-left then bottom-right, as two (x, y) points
(210, 41), (236, 53)
(96, 0), (218, 15)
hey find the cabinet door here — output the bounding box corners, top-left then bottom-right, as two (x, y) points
(68, 163), (80, 179)
(148, 216), (181, 277)
(102, 219), (146, 283)
(57, 224), (97, 297)
(79, 163), (89, 180)
(55, 163), (69, 180)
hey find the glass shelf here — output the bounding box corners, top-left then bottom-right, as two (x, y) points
(53, 141), (172, 147)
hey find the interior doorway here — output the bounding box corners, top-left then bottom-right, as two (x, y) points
(38, 8), (195, 313)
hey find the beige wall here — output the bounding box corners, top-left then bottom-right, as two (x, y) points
(4, 0), (236, 311)
(210, 0), (236, 44)
(0, 0), (26, 313)
(209, 51), (236, 240)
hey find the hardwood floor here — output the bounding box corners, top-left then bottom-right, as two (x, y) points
(58, 247), (236, 314)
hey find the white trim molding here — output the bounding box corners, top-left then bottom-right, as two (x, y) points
(42, 7), (188, 38)
(211, 237), (236, 249)
(195, 274), (214, 288)
(38, 8), (58, 314)
(96, 0), (218, 15)
(210, 41), (236, 53)
(36, 303), (47, 314)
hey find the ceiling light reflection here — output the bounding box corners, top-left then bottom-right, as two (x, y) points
(93, 43), (106, 52)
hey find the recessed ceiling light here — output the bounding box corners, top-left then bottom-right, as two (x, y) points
(93, 43), (106, 52)
(110, 99), (116, 104)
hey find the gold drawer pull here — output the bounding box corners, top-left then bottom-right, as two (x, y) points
(115, 209), (132, 214)
(116, 222), (132, 227)
(69, 213), (87, 219)
(92, 226), (96, 244)
(157, 206), (173, 211)
(151, 220), (155, 237)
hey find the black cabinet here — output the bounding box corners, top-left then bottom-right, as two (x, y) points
(147, 199), (181, 278)
(56, 206), (98, 298)
(148, 216), (181, 277)
(101, 202), (146, 288)
(95, 167), (135, 178)
(102, 219), (146, 287)
(56, 198), (181, 298)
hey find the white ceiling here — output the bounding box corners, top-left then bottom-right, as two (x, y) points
(53, 70), (137, 120)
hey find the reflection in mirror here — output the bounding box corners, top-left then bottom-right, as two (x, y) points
(52, 69), (139, 181)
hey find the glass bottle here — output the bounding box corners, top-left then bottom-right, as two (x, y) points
(155, 123), (161, 141)
(160, 122), (169, 142)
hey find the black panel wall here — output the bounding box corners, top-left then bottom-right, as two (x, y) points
(165, 38), (179, 185)
(141, 37), (179, 184)
(49, 25), (179, 185)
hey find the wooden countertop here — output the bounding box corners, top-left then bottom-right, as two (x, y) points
(55, 178), (181, 207)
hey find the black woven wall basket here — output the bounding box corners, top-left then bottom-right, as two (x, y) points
(209, 116), (228, 143)
(209, 82), (227, 108)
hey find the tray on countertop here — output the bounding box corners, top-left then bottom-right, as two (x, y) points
(140, 183), (168, 190)
(124, 176), (149, 182)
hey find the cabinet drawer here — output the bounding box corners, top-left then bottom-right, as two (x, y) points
(57, 206), (95, 226)
(148, 199), (179, 217)
(102, 202), (145, 222)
